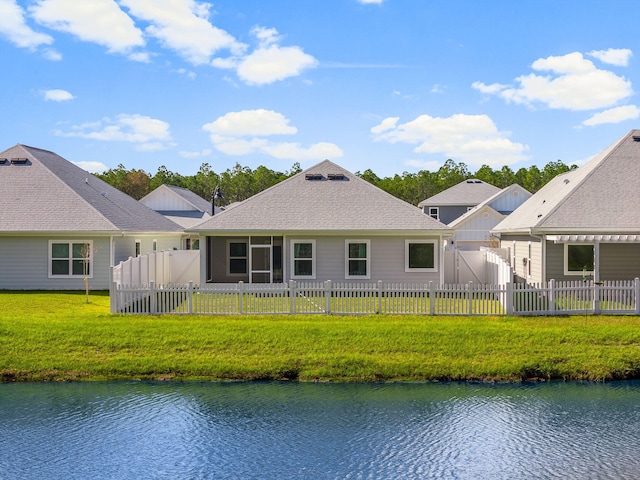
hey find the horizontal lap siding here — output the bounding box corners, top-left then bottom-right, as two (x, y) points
(286, 236), (441, 284)
(0, 236), (111, 290)
(600, 244), (640, 281)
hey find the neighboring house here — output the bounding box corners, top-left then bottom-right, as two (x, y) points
(189, 160), (452, 285)
(140, 184), (223, 250)
(418, 179), (502, 224)
(0, 144), (184, 290)
(492, 130), (640, 283)
(447, 184), (531, 250)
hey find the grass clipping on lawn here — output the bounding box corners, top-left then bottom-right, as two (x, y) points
(2, 291), (640, 382)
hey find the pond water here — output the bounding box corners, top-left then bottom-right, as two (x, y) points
(1, 381), (640, 479)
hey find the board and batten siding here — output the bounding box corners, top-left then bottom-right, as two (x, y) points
(0, 236), (111, 290)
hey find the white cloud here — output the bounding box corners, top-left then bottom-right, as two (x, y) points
(358, 0), (384, 4)
(473, 52), (633, 111)
(582, 105), (640, 126)
(179, 148), (211, 158)
(56, 113), (174, 151)
(203, 109), (297, 137)
(587, 48), (633, 67)
(0, 0), (53, 49)
(29, 0), (144, 53)
(202, 109), (342, 161)
(73, 160), (108, 173)
(214, 26), (317, 85)
(120, 0), (245, 65)
(371, 113), (528, 167)
(43, 89), (74, 101)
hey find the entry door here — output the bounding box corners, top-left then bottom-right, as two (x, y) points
(250, 245), (272, 283)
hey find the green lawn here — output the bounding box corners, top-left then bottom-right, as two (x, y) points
(2, 291), (640, 382)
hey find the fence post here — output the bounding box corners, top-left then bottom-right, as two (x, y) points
(289, 280), (296, 314)
(109, 266), (116, 313)
(636, 278), (640, 315)
(325, 280), (332, 314)
(506, 281), (514, 316)
(377, 280), (383, 314)
(188, 281), (193, 314)
(594, 282), (601, 315)
(549, 279), (555, 315)
(468, 281), (473, 315)
(429, 281), (435, 315)
(238, 281), (244, 315)
(149, 281), (156, 314)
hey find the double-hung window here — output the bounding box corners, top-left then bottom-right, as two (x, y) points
(564, 244), (594, 276)
(345, 240), (370, 279)
(405, 240), (437, 272)
(291, 240), (315, 279)
(49, 240), (92, 278)
(428, 207), (439, 220)
(228, 240), (248, 275)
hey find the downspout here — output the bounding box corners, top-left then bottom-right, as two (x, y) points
(530, 230), (546, 283)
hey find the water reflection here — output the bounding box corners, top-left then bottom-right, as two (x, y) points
(1, 381), (640, 479)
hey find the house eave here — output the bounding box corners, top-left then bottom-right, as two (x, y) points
(190, 228), (452, 237)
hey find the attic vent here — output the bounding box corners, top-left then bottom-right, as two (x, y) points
(0, 158), (7, 164)
(10, 158), (29, 164)
(633, 135), (640, 142)
(305, 173), (323, 181)
(466, 180), (482, 184)
(327, 173), (346, 180)
(101, 192), (108, 198)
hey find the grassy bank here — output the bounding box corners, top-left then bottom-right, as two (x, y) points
(2, 291), (640, 382)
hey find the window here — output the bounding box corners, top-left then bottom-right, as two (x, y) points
(152, 239), (157, 252)
(428, 207), (439, 220)
(49, 241), (92, 278)
(135, 240), (141, 257)
(405, 240), (437, 272)
(228, 240), (248, 275)
(291, 240), (315, 279)
(346, 240), (370, 279)
(564, 244), (594, 276)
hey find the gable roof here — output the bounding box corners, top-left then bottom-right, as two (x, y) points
(494, 129), (640, 234)
(418, 179), (501, 207)
(190, 159), (450, 234)
(141, 184), (214, 215)
(448, 184), (531, 228)
(0, 144), (183, 234)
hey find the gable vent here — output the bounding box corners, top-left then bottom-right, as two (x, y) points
(305, 173), (323, 181)
(10, 158), (29, 165)
(327, 173), (346, 180)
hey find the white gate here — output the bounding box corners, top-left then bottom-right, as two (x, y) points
(444, 250), (487, 284)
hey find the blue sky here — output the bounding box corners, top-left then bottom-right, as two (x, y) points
(1, 0), (639, 177)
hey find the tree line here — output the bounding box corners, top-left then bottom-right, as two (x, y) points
(95, 158), (576, 206)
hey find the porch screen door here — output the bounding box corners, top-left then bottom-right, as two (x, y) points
(250, 244), (271, 283)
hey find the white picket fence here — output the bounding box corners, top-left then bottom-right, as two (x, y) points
(110, 278), (640, 316)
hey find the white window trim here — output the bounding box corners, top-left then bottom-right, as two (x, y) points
(290, 239), (316, 279)
(405, 239), (437, 272)
(345, 239), (371, 279)
(428, 207), (439, 221)
(48, 240), (93, 279)
(227, 239), (248, 277)
(564, 243), (594, 276)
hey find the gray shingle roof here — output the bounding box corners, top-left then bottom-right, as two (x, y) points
(494, 130), (640, 234)
(0, 144), (183, 233)
(448, 184), (531, 228)
(418, 179), (501, 207)
(190, 160), (450, 234)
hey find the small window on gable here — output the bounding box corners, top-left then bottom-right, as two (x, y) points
(428, 207), (439, 221)
(405, 240), (437, 272)
(564, 244), (594, 276)
(135, 240), (141, 257)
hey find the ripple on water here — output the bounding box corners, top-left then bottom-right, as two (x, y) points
(2, 381), (640, 479)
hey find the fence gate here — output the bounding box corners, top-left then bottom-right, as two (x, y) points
(443, 250), (487, 284)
